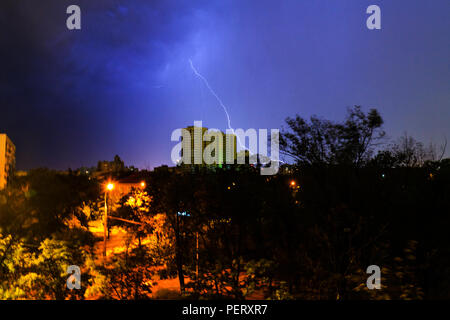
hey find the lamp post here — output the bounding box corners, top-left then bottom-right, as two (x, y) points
(103, 182), (114, 259)
(196, 231), (199, 283)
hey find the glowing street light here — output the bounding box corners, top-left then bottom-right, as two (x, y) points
(289, 180), (300, 194)
(140, 181), (146, 188)
(103, 182), (114, 259)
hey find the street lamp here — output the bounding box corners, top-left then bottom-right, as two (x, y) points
(140, 181), (146, 188)
(104, 182), (114, 259)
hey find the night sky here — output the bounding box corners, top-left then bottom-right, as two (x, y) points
(1, 0), (449, 170)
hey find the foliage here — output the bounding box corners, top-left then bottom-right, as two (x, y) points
(372, 133), (446, 168)
(0, 168), (100, 242)
(0, 234), (90, 299)
(87, 246), (156, 300)
(280, 106), (384, 166)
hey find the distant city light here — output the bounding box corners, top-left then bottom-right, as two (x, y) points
(177, 211), (190, 217)
(107, 183), (114, 191)
(140, 181), (146, 188)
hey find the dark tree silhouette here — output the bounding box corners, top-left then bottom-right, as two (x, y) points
(280, 106), (385, 166)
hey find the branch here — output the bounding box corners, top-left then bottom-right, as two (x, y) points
(438, 137), (447, 161)
(108, 216), (144, 225)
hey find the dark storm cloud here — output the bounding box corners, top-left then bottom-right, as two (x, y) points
(0, 0), (210, 169)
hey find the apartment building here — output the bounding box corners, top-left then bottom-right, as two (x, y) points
(181, 126), (237, 165)
(0, 134), (16, 189)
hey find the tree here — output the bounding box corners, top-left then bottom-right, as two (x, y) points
(115, 188), (153, 248)
(0, 234), (91, 299)
(0, 168), (100, 243)
(280, 106), (385, 167)
(87, 247), (155, 300)
(377, 133), (447, 168)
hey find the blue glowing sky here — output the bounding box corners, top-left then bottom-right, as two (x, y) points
(1, 0), (449, 170)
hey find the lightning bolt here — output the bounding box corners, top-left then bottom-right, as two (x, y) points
(189, 59), (283, 164)
(189, 59), (234, 136)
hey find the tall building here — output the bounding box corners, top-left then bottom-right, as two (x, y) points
(224, 133), (237, 164)
(180, 125), (237, 165)
(0, 134), (16, 190)
(95, 155), (125, 178)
